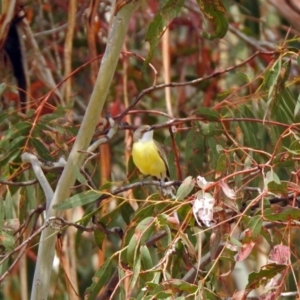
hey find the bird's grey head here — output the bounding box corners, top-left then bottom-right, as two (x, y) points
(133, 125), (152, 142)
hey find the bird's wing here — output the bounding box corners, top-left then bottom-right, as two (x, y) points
(155, 141), (170, 179)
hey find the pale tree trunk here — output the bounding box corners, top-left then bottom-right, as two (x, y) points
(30, 1), (143, 299)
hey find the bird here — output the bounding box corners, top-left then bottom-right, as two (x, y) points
(131, 125), (175, 196)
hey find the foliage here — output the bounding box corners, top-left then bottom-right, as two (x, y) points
(0, 0), (300, 299)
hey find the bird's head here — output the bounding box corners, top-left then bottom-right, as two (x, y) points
(133, 125), (153, 142)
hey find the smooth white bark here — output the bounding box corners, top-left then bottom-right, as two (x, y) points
(30, 2), (142, 299)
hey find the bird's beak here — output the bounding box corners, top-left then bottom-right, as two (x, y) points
(142, 126), (153, 133)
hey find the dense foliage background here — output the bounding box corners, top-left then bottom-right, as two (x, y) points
(1, 0), (300, 299)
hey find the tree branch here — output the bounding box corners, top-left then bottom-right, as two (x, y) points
(30, 2), (143, 299)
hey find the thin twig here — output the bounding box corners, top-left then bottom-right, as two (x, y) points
(0, 219), (51, 276)
(0, 179), (37, 186)
(116, 50), (276, 122)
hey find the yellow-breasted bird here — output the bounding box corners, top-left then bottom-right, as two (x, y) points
(132, 125), (174, 196)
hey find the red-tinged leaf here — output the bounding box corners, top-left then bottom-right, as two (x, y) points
(166, 215), (180, 226)
(220, 179), (236, 199)
(232, 290), (249, 300)
(236, 236), (256, 261)
(269, 245), (290, 265)
(196, 0), (228, 40)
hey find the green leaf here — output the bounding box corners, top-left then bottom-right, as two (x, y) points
(229, 236), (242, 247)
(129, 250), (142, 291)
(184, 127), (204, 177)
(119, 201), (135, 224)
(297, 55), (300, 68)
(6, 122), (31, 141)
(176, 176), (195, 200)
(127, 217), (155, 266)
(40, 112), (65, 122)
(99, 182), (113, 191)
(162, 279), (198, 294)
(215, 153), (227, 176)
(23, 172), (36, 211)
(0, 197), (4, 226)
(264, 205), (300, 222)
(97, 200), (130, 228)
(199, 121), (223, 137)
(7, 136), (27, 152)
(294, 94), (300, 118)
(127, 232), (140, 267)
(0, 230), (15, 252)
(265, 170), (281, 186)
(263, 59), (292, 120)
(267, 181), (287, 195)
(94, 230), (105, 250)
(0, 112), (9, 125)
(246, 263), (286, 289)
(85, 257), (115, 299)
(134, 216), (157, 242)
(0, 149), (21, 169)
(145, 0), (185, 64)
(133, 204), (155, 221)
(274, 88), (294, 123)
(247, 216), (262, 240)
(30, 138), (53, 161)
(53, 190), (101, 210)
(263, 59), (281, 91)
(197, 0), (229, 40)
(73, 165), (88, 185)
(194, 107), (220, 121)
(0, 83), (7, 97)
(260, 226), (272, 246)
(4, 190), (14, 219)
(148, 284), (173, 299)
(238, 105), (264, 149)
(140, 245), (153, 271)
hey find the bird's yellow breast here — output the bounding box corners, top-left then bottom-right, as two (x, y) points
(132, 140), (167, 178)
